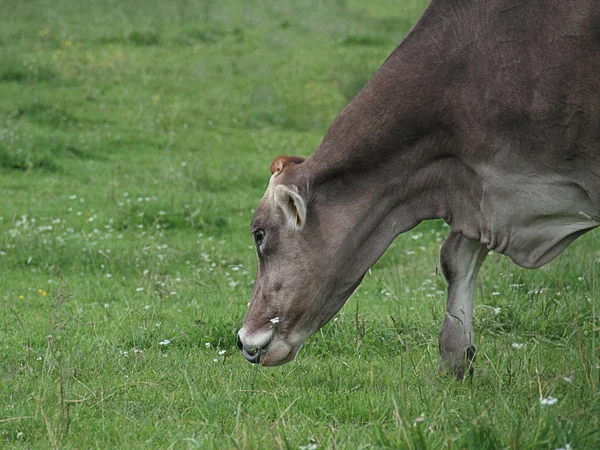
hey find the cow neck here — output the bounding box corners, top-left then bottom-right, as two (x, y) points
(304, 75), (454, 219)
(301, 66), (483, 245)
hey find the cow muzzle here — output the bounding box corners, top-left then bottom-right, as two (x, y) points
(237, 326), (300, 366)
(237, 327), (273, 364)
(236, 334), (265, 364)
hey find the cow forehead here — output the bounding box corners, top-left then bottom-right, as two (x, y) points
(251, 204), (271, 230)
(251, 179), (279, 229)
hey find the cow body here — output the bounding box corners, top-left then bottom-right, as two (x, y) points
(237, 0), (600, 377)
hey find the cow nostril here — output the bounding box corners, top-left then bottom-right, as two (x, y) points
(237, 334), (243, 351)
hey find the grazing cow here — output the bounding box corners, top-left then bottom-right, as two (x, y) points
(237, 0), (600, 378)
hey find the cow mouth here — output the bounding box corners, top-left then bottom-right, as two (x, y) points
(238, 338), (301, 366)
(241, 346), (266, 364)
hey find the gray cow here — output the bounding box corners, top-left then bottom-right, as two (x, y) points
(237, 0), (600, 378)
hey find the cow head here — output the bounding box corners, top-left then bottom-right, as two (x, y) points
(237, 154), (370, 366)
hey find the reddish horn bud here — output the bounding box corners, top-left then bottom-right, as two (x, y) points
(270, 155), (306, 175)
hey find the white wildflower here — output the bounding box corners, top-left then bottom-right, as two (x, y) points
(556, 444), (572, 450)
(159, 339), (171, 346)
(540, 396), (558, 406)
(413, 413), (425, 426)
(562, 371), (574, 384)
(218, 350), (226, 356)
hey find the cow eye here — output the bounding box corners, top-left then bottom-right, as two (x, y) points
(253, 229), (265, 247)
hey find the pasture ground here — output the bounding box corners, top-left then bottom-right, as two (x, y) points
(1, 0), (599, 448)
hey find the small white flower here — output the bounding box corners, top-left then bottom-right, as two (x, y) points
(136, 287), (144, 292)
(556, 444), (573, 450)
(512, 343), (525, 349)
(37, 356), (43, 361)
(562, 371), (574, 384)
(413, 413), (425, 426)
(540, 396), (558, 406)
(134, 349), (143, 354)
(159, 339), (171, 346)
(104, 303), (109, 308)
(270, 317), (280, 324)
(144, 305), (150, 310)
(218, 350), (226, 356)
(105, 273), (112, 278)
(205, 342), (211, 348)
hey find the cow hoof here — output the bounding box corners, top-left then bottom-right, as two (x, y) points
(438, 345), (476, 380)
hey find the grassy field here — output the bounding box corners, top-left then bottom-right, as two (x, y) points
(1, 0), (599, 448)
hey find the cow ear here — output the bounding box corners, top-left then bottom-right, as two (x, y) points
(274, 184), (307, 230)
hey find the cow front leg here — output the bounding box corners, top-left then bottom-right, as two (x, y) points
(438, 232), (488, 379)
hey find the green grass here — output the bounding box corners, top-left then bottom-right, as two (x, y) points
(1, 0), (599, 448)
